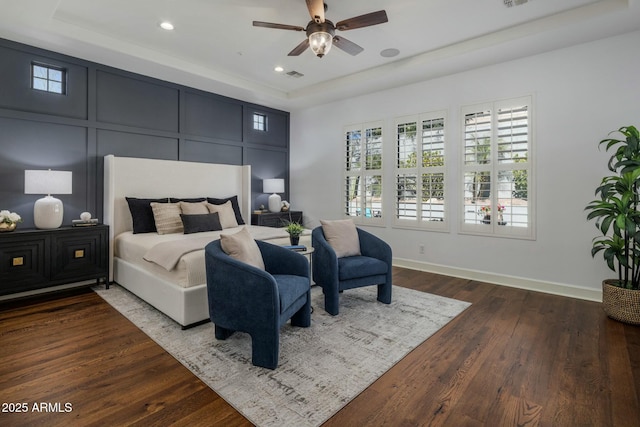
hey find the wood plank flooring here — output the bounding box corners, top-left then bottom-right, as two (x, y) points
(1, 267), (639, 426)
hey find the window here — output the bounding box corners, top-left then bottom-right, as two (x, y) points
(395, 111), (447, 230)
(31, 63), (66, 94)
(461, 96), (533, 239)
(253, 113), (267, 131)
(344, 122), (383, 224)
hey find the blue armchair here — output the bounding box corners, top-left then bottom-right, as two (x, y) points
(312, 226), (392, 315)
(205, 239), (311, 369)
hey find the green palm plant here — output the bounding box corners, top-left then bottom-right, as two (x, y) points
(585, 125), (640, 290)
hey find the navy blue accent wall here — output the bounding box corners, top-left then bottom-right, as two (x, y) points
(0, 39), (290, 228)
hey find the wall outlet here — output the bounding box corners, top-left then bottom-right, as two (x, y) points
(419, 244), (425, 254)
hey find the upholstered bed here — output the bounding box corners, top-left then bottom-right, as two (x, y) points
(103, 155), (303, 327)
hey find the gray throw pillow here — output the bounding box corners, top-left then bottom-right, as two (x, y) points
(151, 202), (183, 234)
(320, 219), (361, 258)
(179, 201), (209, 215)
(220, 227), (265, 270)
(207, 201), (239, 229)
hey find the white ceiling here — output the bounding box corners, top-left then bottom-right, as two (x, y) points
(0, 0), (638, 110)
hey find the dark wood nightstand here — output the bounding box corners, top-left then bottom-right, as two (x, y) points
(251, 211), (303, 228)
(0, 224), (109, 297)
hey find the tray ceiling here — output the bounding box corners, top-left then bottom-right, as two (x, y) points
(0, 0), (637, 109)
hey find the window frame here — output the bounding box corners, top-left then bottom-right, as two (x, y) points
(31, 62), (67, 95)
(252, 112), (267, 132)
(459, 95), (535, 240)
(344, 121), (384, 226)
(393, 110), (448, 232)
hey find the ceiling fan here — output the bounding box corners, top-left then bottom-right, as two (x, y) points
(253, 0), (388, 58)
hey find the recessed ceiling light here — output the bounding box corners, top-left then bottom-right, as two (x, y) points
(274, 66), (284, 73)
(380, 48), (400, 58)
(160, 21), (174, 31)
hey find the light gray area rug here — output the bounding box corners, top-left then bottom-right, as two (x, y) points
(94, 284), (470, 427)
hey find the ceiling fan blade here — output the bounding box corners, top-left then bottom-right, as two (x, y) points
(306, 0), (325, 23)
(332, 36), (364, 56)
(335, 10), (388, 31)
(288, 38), (310, 56)
(253, 21), (305, 32)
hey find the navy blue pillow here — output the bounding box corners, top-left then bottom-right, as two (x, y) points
(207, 195), (245, 225)
(169, 197), (206, 203)
(126, 197), (169, 234)
(180, 213), (222, 234)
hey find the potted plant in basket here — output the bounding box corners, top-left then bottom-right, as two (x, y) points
(284, 221), (304, 246)
(585, 125), (640, 324)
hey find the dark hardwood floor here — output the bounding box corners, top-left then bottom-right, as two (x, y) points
(1, 267), (639, 426)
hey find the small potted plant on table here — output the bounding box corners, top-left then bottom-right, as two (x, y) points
(585, 125), (640, 324)
(284, 221), (304, 246)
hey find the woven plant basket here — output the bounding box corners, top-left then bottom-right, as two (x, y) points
(602, 280), (640, 325)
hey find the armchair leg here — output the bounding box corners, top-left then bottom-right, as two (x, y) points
(324, 289), (340, 316)
(377, 283), (392, 305)
(291, 295), (311, 327)
(215, 324), (235, 340)
(251, 329), (280, 370)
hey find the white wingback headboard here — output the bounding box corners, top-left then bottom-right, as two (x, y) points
(103, 155), (251, 280)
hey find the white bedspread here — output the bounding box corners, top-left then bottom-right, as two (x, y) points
(115, 226), (310, 288)
(143, 226), (295, 270)
(144, 235), (225, 270)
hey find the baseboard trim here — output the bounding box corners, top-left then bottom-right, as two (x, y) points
(393, 258), (602, 302)
(0, 280), (96, 302)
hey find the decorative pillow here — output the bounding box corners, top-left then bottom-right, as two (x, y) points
(320, 219), (361, 258)
(207, 201), (239, 229)
(151, 202), (183, 234)
(207, 196), (245, 225)
(180, 213), (222, 234)
(126, 197), (169, 234)
(220, 227), (264, 270)
(179, 201), (209, 215)
(170, 197), (206, 203)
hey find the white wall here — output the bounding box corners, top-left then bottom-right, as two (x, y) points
(290, 30), (640, 301)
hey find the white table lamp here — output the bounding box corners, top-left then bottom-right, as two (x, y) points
(25, 169), (72, 229)
(263, 178), (285, 213)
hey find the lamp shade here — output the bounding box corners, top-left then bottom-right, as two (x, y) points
(25, 170), (72, 229)
(263, 179), (284, 194)
(25, 170), (72, 195)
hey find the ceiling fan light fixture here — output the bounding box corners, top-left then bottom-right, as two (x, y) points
(306, 21), (335, 58)
(308, 31), (333, 57)
(253, 6), (387, 58)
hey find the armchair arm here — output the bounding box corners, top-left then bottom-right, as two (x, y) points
(357, 228), (392, 264)
(205, 241), (279, 331)
(258, 240), (309, 278)
(311, 226), (339, 286)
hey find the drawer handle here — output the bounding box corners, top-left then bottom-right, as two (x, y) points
(74, 249), (85, 259)
(12, 256), (24, 266)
